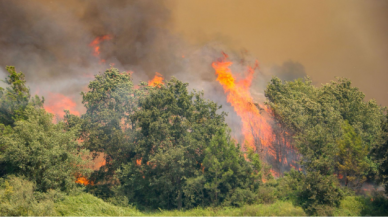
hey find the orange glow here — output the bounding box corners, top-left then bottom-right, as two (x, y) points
(75, 175), (94, 186)
(212, 53), (301, 177)
(136, 158), (142, 166)
(89, 35), (113, 63)
(338, 173), (344, 179)
(148, 72), (164, 87)
(212, 53), (274, 152)
(270, 169), (279, 178)
(44, 93), (80, 119)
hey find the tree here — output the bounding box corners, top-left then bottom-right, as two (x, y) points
(80, 67), (138, 183)
(265, 77), (384, 175)
(264, 77), (383, 213)
(336, 121), (369, 188)
(202, 129), (261, 207)
(0, 106), (89, 192)
(117, 78), (227, 209)
(0, 66), (44, 177)
(0, 66), (31, 126)
(373, 113), (388, 194)
(298, 172), (343, 216)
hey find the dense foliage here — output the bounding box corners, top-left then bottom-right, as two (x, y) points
(116, 77), (262, 209)
(265, 77), (385, 214)
(0, 67), (88, 193)
(0, 66), (387, 215)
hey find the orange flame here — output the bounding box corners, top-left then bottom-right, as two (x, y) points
(75, 175), (94, 186)
(212, 53), (273, 152)
(148, 72), (164, 87)
(44, 93), (80, 119)
(89, 35), (113, 62)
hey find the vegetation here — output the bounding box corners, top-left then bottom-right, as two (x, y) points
(0, 67), (387, 216)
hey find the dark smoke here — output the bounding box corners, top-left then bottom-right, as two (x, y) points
(0, 0), (306, 174)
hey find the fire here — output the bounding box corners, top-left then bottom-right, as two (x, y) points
(89, 35), (113, 63)
(270, 169), (279, 178)
(212, 53), (273, 152)
(148, 72), (164, 87)
(212, 53), (301, 177)
(75, 175), (94, 186)
(44, 93), (80, 119)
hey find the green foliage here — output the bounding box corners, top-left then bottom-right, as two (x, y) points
(265, 77), (384, 175)
(117, 78), (262, 210)
(54, 192), (306, 216)
(336, 121), (369, 188)
(54, 192), (142, 216)
(0, 175), (59, 216)
(117, 78), (228, 209)
(0, 66), (31, 126)
(298, 172), (343, 215)
(201, 129), (261, 207)
(81, 67), (138, 184)
(0, 106), (90, 192)
(335, 195), (388, 216)
(373, 113), (388, 194)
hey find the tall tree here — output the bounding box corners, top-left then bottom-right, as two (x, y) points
(265, 77), (383, 214)
(265, 77), (384, 175)
(0, 66), (44, 177)
(117, 78), (263, 209)
(80, 67), (138, 183)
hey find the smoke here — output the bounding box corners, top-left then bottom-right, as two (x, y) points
(0, 0), (306, 174)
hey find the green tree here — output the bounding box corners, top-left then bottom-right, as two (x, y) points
(117, 78), (263, 209)
(0, 66), (31, 126)
(373, 113), (388, 194)
(117, 78), (227, 209)
(202, 129), (261, 207)
(0, 106), (89, 192)
(80, 67), (138, 183)
(265, 77), (384, 175)
(336, 121), (369, 188)
(298, 172), (343, 216)
(264, 77), (383, 213)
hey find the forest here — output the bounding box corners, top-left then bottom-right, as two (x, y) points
(0, 64), (387, 216)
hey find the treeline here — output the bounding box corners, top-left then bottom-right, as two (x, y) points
(0, 66), (387, 216)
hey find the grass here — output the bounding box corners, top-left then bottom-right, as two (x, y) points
(334, 195), (388, 216)
(54, 193), (305, 216)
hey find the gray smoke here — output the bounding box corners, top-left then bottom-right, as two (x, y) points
(0, 1), (307, 172)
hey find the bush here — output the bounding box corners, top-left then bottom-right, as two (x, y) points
(0, 175), (58, 216)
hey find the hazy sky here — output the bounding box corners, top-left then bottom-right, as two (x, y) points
(169, 0), (388, 106)
(0, 0), (387, 115)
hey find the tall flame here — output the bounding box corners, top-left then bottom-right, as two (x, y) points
(212, 53), (274, 152)
(148, 72), (164, 87)
(212, 53), (301, 177)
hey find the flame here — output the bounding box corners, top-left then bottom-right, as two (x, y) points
(44, 93), (80, 119)
(89, 35), (113, 63)
(75, 175), (94, 186)
(148, 72), (164, 87)
(212, 53), (273, 152)
(270, 169), (279, 178)
(212, 53), (301, 177)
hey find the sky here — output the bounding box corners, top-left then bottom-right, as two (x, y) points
(170, 0), (388, 106)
